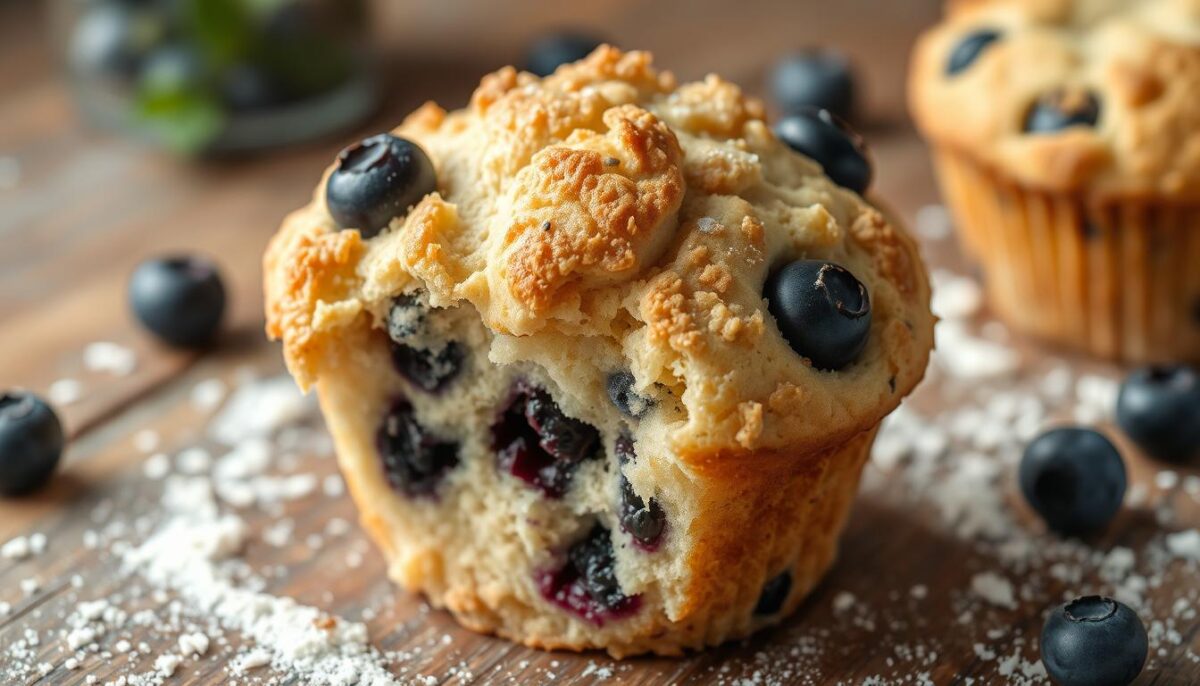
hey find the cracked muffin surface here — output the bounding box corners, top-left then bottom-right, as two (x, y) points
(265, 46), (933, 656)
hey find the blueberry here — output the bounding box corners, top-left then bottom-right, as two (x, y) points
(1041, 596), (1147, 686)
(1019, 428), (1126, 536)
(1024, 89), (1102, 133)
(128, 255), (226, 348)
(524, 32), (604, 77)
(537, 525), (640, 624)
(376, 400), (459, 497)
(769, 50), (856, 121)
(568, 525), (626, 609)
(754, 571), (792, 615)
(0, 392), (65, 496)
(946, 29), (1002, 76)
(491, 383), (600, 497)
(764, 260), (872, 370)
(385, 295), (465, 393)
(775, 108), (872, 194)
(389, 342), (465, 394)
(615, 435), (666, 549)
(387, 294), (428, 341)
(605, 371), (654, 419)
(325, 134), (437, 238)
(1116, 366), (1200, 463)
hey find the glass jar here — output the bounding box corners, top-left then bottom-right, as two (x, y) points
(53, 0), (377, 154)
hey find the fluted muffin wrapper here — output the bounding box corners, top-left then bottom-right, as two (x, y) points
(931, 148), (1200, 364)
(311, 321), (880, 657)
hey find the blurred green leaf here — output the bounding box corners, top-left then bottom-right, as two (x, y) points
(135, 86), (224, 154)
(184, 0), (252, 65)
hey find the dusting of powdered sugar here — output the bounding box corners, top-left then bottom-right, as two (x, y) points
(0, 370), (431, 685)
(122, 474), (399, 686)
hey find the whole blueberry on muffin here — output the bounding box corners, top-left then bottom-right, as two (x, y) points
(265, 46), (934, 657)
(909, 0), (1200, 363)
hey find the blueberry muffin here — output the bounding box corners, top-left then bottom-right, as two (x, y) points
(265, 47), (934, 657)
(910, 0), (1200, 363)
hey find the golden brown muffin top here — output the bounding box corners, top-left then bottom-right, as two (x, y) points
(265, 47), (934, 457)
(910, 0), (1200, 200)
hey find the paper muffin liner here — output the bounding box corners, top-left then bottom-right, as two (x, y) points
(310, 321), (880, 657)
(932, 148), (1200, 363)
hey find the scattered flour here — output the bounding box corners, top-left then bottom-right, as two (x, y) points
(83, 341), (137, 376)
(48, 377), (83, 406)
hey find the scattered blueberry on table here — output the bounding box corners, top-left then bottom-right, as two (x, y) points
(0, 391), (65, 496)
(1116, 365), (1200, 463)
(129, 255), (227, 348)
(1041, 596), (1147, 686)
(775, 108), (873, 194)
(524, 32), (605, 77)
(765, 260), (872, 371)
(945, 29), (1002, 76)
(325, 134), (438, 237)
(769, 50), (856, 122)
(1018, 427), (1126, 536)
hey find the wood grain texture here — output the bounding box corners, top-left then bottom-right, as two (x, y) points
(1, 1), (1198, 684)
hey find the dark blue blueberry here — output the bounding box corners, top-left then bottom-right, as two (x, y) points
(764, 260), (872, 370)
(389, 342), (465, 393)
(775, 108), (872, 194)
(524, 32), (604, 77)
(615, 435), (666, 549)
(946, 29), (1002, 76)
(491, 383), (600, 497)
(128, 255), (226, 348)
(754, 571), (792, 615)
(1024, 90), (1102, 133)
(1116, 366), (1200, 463)
(385, 295), (465, 393)
(1041, 596), (1147, 686)
(376, 400), (458, 497)
(537, 525), (640, 624)
(769, 50), (856, 121)
(325, 134), (437, 238)
(386, 294), (427, 341)
(606, 371), (654, 419)
(1019, 428), (1126, 536)
(0, 392), (65, 497)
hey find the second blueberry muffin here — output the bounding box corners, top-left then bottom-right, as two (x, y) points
(910, 0), (1200, 362)
(266, 47), (933, 656)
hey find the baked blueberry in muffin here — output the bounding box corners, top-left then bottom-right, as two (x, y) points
(265, 47), (934, 656)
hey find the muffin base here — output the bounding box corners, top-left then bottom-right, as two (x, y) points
(313, 320), (878, 658)
(933, 148), (1200, 364)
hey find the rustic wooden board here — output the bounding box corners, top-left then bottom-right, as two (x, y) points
(3, 1), (1199, 684)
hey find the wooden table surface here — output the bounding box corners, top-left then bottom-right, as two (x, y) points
(3, 1), (1199, 684)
